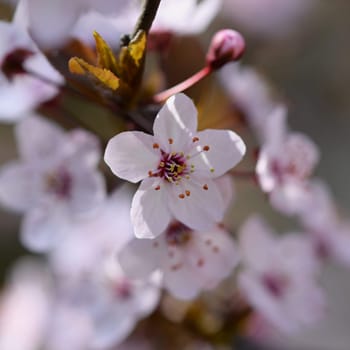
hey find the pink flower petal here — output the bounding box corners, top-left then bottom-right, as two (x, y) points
(131, 179), (172, 238)
(104, 131), (159, 183)
(153, 93), (198, 153)
(190, 129), (246, 179)
(167, 178), (224, 231)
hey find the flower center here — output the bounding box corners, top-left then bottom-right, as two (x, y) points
(45, 167), (72, 199)
(166, 222), (192, 246)
(154, 151), (188, 183)
(261, 273), (289, 298)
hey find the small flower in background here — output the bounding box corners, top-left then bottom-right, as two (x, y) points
(299, 180), (350, 266)
(238, 215), (325, 334)
(0, 21), (63, 122)
(119, 222), (239, 300)
(151, 0), (222, 35)
(0, 115), (105, 252)
(105, 93), (246, 238)
(15, 0), (131, 48)
(256, 106), (320, 215)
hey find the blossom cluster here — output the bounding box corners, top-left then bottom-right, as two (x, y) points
(0, 0), (347, 349)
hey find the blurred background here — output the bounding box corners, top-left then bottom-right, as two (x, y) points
(1, 1), (350, 349)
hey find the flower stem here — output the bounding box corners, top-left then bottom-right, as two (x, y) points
(153, 65), (213, 103)
(131, 0), (162, 41)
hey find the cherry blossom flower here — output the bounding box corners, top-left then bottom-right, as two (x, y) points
(73, 0), (221, 48)
(0, 21), (63, 121)
(256, 107), (320, 215)
(238, 215), (325, 334)
(119, 221), (239, 300)
(151, 0), (222, 35)
(0, 258), (52, 350)
(221, 0), (315, 39)
(15, 0), (130, 48)
(105, 93), (245, 238)
(50, 185), (134, 281)
(0, 115), (105, 252)
(53, 257), (161, 350)
(297, 180), (350, 266)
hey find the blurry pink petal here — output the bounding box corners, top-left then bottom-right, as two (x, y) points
(0, 162), (39, 212)
(15, 115), (65, 161)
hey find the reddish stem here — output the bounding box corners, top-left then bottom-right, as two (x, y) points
(153, 65), (212, 103)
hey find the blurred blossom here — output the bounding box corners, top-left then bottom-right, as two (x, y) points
(256, 107), (320, 215)
(0, 259), (51, 350)
(50, 186), (134, 280)
(14, 0), (132, 48)
(238, 215), (325, 334)
(0, 21), (63, 121)
(221, 0), (315, 38)
(151, 0), (222, 35)
(299, 181), (350, 266)
(0, 115), (105, 252)
(119, 222), (239, 300)
(105, 93), (246, 239)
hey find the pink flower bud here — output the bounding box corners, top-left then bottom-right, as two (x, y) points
(206, 29), (246, 70)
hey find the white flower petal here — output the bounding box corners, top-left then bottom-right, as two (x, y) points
(191, 228), (239, 289)
(164, 260), (202, 300)
(167, 179), (224, 231)
(15, 115), (65, 161)
(153, 93), (198, 152)
(131, 179), (172, 238)
(68, 164), (106, 215)
(20, 205), (69, 252)
(118, 238), (160, 279)
(215, 175), (234, 211)
(238, 215), (276, 271)
(0, 162), (39, 212)
(190, 129), (246, 178)
(104, 131), (159, 183)
(26, 0), (83, 48)
(0, 76), (57, 122)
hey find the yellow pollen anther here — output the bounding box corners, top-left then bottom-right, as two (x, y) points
(168, 138), (173, 144)
(159, 161), (165, 167)
(210, 168), (215, 173)
(185, 175), (190, 180)
(203, 145), (210, 151)
(192, 137), (199, 142)
(153, 143), (159, 149)
(185, 190), (191, 197)
(178, 193), (185, 199)
(154, 185), (161, 191)
(203, 184), (209, 190)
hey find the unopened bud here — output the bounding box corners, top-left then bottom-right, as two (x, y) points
(206, 29), (245, 70)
